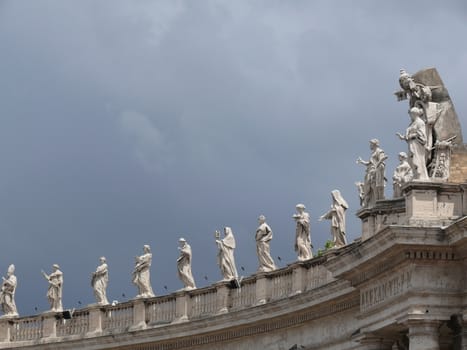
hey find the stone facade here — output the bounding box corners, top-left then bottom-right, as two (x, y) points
(2, 181), (467, 349)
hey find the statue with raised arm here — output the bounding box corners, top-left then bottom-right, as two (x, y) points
(41, 264), (63, 312)
(356, 139), (387, 207)
(394, 68), (463, 178)
(255, 215), (276, 272)
(397, 107), (429, 180)
(91, 257), (109, 305)
(132, 245), (155, 298)
(319, 190), (348, 248)
(293, 204), (313, 261)
(215, 227), (238, 281)
(177, 238), (196, 290)
(392, 152), (413, 197)
(0, 264), (18, 317)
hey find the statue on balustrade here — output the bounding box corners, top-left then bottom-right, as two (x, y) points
(255, 215), (276, 272)
(397, 107), (429, 181)
(293, 204), (313, 261)
(356, 139), (387, 207)
(91, 257), (109, 305)
(216, 227), (238, 281)
(0, 264), (18, 317)
(132, 245), (155, 298)
(41, 264), (63, 312)
(319, 190), (348, 248)
(177, 238), (196, 290)
(392, 152), (413, 197)
(394, 68), (463, 181)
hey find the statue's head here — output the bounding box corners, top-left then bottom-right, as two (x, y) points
(399, 69), (412, 90)
(100, 257), (106, 264)
(258, 215), (266, 224)
(52, 264), (60, 271)
(398, 152), (408, 161)
(409, 106), (423, 120)
(178, 238), (186, 247)
(143, 245), (151, 253)
(296, 203), (306, 213)
(369, 138), (380, 150)
(7, 264), (15, 276)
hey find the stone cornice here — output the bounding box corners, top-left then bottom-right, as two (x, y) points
(324, 224), (449, 281)
(2, 279), (357, 350)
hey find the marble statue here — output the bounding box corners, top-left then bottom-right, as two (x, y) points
(293, 204), (313, 261)
(394, 68), (463, 182)
(177, 238), (196, 290)
(0, 264), (18, 317)
(41, 264), (63, 312)
(319, 190), (348, 248)
(397, 107), (429, 180)
(132, 245), (155, 298)
(255, 215), (276, 272)
(429, 137), (456, 181)
(392, 152), (413, 197)
(356, 139), (387, 207)
(91, 257), (109, 305)
(216, 227), (238, 281)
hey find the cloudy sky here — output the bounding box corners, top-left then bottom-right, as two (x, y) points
(0, 0), (466, 315)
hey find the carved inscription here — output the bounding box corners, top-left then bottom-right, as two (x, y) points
(360, 270), (412, 312)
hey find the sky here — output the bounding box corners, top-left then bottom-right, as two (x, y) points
(0, 0), (466, 315)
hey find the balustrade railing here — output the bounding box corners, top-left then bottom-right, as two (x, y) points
(230, 278), (256, 309)
(9, 317), (43, 342)
(270, 269), (293, 300)
(146, 296), (176, 325)
(102, 302), (134, 331)
(0, 254), (337, 346)
(56, 310), (90, 337)
(305, 263), (332, 291)
(189, 287), (218, 318)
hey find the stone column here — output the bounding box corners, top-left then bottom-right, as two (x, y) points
(215, 281), (230, 314)
(255, 273), (268, 305)
(291, 263), (306, 295)
(172, 291), (189, 323)
(87, 306), (103, 336)
(130, 299), (147, 331)
(407, 320), (440, 350)
(42, 312), (57, 338)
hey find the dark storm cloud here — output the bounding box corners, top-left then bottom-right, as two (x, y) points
(0, 0), (466, 313)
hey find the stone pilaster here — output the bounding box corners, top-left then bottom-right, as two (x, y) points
(42, 312), (57, 338)
(215, 281), (230, 314)
(87, 306), (103, 336)
(172, 291), (189, 323)
(255, 273), (268, 305)
(0, 318), (11, 343)
(130, 299), (147, 331)
(291, 263), (306, 295)
(407, 319), (440, 350)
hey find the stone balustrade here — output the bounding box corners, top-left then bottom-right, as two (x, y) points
(0, 256), (335, 347)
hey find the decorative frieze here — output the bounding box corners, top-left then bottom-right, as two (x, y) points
(360, 269), (413, 312)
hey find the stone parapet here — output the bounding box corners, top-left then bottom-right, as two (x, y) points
(449, 145), (467, 183)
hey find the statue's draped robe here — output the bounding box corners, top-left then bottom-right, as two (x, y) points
(256, 223), (276, 272)
(406, 117), (429, 180)
(133, 253), (155, 297)
(47, 270), (63, 311)
(177, 244), (196, 289)
(0, 275), (17, 315)
(218, 228), (238, 280)
(92, 263), (109, 304)
(295, 213), (312, 260)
